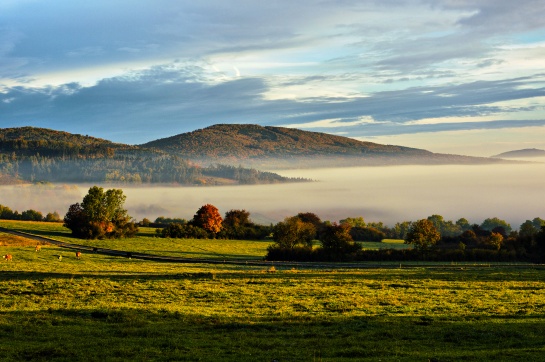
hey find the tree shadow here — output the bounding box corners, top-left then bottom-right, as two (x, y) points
(2, 308), (545, 361)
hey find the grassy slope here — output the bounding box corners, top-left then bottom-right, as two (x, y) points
(1, 221), (545, 361)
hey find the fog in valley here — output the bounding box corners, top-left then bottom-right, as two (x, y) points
(2, 163), (545, 230)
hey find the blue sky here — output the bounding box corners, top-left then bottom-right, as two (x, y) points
(1, 0), (545, 156)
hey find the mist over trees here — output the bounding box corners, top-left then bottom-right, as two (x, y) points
(405, 219), (441, 250)
(2, 187), (545, 262)
(0, 127), (308, 185)
(0, 204), (61, 222)
(157, 206), (271, 240)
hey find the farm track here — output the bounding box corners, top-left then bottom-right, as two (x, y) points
(1, 226), (543, 270)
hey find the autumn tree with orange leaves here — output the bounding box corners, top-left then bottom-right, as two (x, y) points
(191, 204), (223, 234)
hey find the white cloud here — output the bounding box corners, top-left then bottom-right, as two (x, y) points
(282, 116), (378, 129)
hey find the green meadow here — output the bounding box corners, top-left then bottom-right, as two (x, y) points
(1, 220), (545, 361)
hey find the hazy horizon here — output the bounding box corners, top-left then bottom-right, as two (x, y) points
(1, 163), (544, 230)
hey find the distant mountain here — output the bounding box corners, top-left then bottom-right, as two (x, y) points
(492, 148), (545, 158)
(142, 124), (511, 168)
(0, 127), (305, 185)
(0, 124), (519, 186)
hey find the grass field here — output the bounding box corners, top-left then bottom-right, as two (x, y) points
(1, 220), (545, 361)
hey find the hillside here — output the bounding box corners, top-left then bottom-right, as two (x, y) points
(0, 127), (304, 185)
(0, 127), (136, 158)
(492, 148), (545, 158)
(142, 124), (510, 168)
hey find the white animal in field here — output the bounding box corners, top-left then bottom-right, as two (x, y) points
(35, 245), (41, 252)
(58, 255), (62, 261)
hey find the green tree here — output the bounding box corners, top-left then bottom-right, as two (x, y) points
(535, 226), (545, 262)
(82, 187), (127, 224)
(272, 216), (316, 249)
(392, 221), (412, 239)
(339, 216), (366, 228)
(21, 209), (43, 221)
(0, 204), (16, 220)
(320, 223), (361, 257)
(532, 217), (545, 231)
(405, 219), (441, 251)
(456, 218), (472, 232)
(427, 214), (445, 231)
(222, 209), (251, 239)
(427, 214), (462, 237)
(45, 211), (61, 222)
(349, 227), (385, 242)
(223, 209), (251, 229)
(64, 186), (137, 239)
(481, 217), (512, 234)
(519, 220), (538, 239)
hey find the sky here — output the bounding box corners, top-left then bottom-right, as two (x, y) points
(1, 0), (545, 156)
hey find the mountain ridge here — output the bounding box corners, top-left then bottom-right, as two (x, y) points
(0, 126), (304, 185)
(492, 148), (545, 158)
(141, 123), (511, 168)
(0, 124), (517, 185)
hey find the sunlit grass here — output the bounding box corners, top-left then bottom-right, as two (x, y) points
(0, 220), (273, 260)
(382, 238), (406, 244)
(360, 239), (409, 250)
(1, 220), (545, 361)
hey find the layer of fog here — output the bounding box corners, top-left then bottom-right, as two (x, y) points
(1, 163), (544, 229)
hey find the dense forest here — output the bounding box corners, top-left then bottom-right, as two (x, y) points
(0, 127), (306, 185)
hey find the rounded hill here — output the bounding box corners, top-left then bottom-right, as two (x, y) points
(141, 124), (503, 168)
(143, 124), (429, 158)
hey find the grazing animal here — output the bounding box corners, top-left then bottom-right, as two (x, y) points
(76, 251), (81, 259)
(58, 255), (62, 261)
(35, 245), (41, 252)
(3, 254), (12, 261)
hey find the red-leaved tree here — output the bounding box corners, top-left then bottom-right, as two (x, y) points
(191, 204), (223, 234)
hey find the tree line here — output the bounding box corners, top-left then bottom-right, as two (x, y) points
(2, 186), (544, 263)
(1, 153), (303, 185)
(0, 204), (61, 222)
(266, 213), (545, 263)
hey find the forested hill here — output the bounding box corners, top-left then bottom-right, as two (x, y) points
(0, 127), (305, 185)
(0, 127), (135, 158)
(142, 124), (509, 168)
(492, 148), (545, 158)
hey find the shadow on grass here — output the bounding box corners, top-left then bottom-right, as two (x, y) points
(3, 268), (545, 284)
(1, 308), (544, 361)
(146, 249), (263, 260)
(4, 226), (72, 240)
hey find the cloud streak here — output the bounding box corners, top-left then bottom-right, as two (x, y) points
(1, 65), (544, 143)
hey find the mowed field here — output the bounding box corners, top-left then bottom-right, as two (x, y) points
(1, 221), (545, 361)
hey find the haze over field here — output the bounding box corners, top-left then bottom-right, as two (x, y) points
(2, 163), (544, 229)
